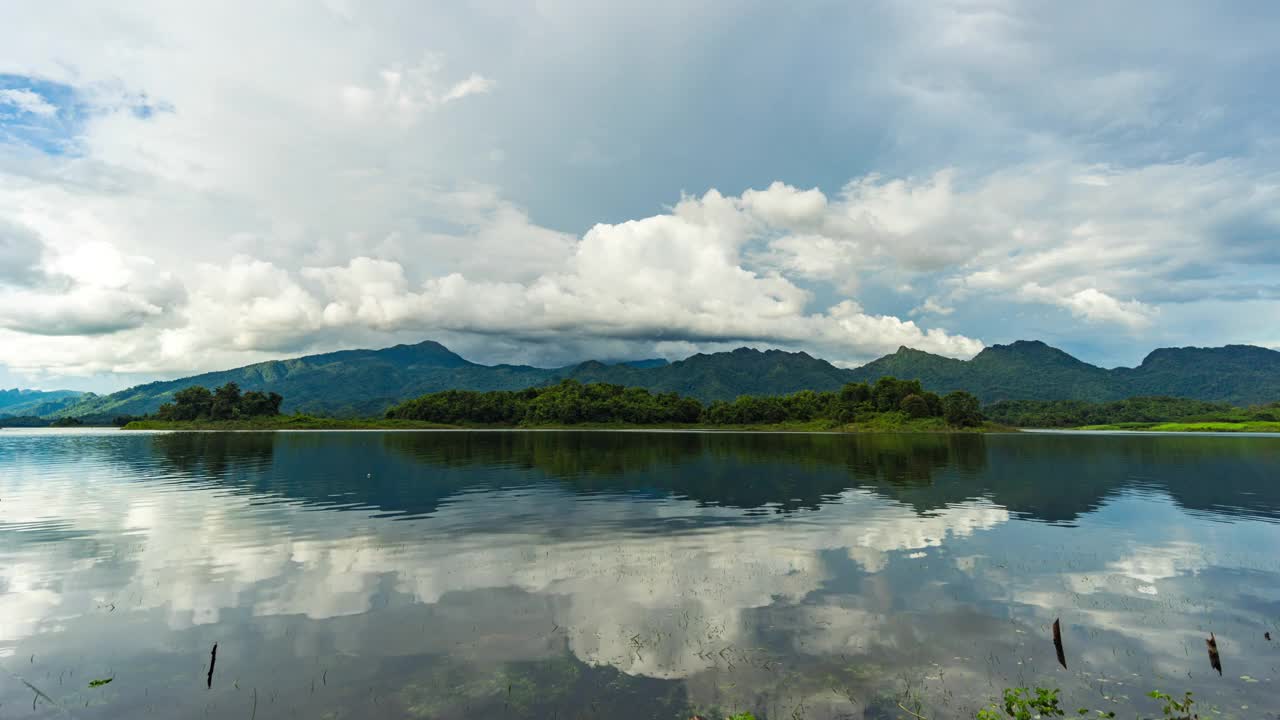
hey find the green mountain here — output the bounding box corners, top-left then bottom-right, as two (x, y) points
(53, 338), (1280, 419)
(58, 342), (559, 419)
(562, 348), (855, 401)
(844, 340), (1121, 402)
(0, 388), (86, 417)
(1114, 345), (1280, 406)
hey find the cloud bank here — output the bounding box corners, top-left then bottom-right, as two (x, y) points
(1, 1), (1278, 387)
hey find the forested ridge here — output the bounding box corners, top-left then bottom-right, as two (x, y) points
(39, 338), (1280, 420)
(15, 376), (1280, 431)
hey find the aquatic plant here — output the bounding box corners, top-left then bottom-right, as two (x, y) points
(974, 686), (1203, 720)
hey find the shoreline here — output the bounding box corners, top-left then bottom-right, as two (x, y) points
(21, 419), (1279, 435)
(120, 416), (1004, 433)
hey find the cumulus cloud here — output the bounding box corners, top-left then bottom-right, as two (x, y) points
(740, 181), (828, 227)
(123, 191), (983, 369)
(753, 162), (1280, 334)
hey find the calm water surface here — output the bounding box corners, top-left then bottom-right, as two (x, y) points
(1, 429), (1277, 719)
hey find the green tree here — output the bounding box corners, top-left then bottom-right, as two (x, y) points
(156, 383), (283, 421)
(921, 391), (944, 417)
(943, 391), (983, 427)
(210, 382), (243, 420)
(239, 390), (283, 417)
(838, 382), (871, 404)
(164, 386), (213, 420)
(900, 393), (931, 419)
(873, 376), (925, 412)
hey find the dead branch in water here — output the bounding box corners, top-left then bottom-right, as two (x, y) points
(897, 702), (929, 720)
(207, 643), (218, 688)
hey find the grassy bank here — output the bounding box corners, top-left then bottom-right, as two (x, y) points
(124, 414), (1005, 433)
(1077, 420), (1280, 432)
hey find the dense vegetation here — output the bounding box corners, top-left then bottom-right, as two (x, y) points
(131, 377), (1279, 432)
(385, 377), (986, 428)
(33, 373), (1276, 433)
(986, 396), (1280, 428)
(45, 338), (1280, 419)
(155, 382), (282, 421)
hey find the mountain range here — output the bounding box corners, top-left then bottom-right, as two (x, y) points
(0, 388), (85, 417)
(25, 339), (1280, 420)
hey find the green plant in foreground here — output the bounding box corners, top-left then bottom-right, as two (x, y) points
(88, 677), (113, 688)
(976, 686), (1206, 720)
(1148, 690), (1195, 719)
(977, 687), (1065, 720)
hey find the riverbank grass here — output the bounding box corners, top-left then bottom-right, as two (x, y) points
(1077, 420), (1280, 432)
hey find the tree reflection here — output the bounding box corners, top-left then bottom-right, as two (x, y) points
(145, 430), (1280, 523)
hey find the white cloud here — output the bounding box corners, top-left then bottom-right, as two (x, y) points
(740, 181), (828, 227)
(126, 191), (983, 370)
(1019, 283), (1156, 329)
(911, 297), (954, 317)
(0, 286), (164, 335)
(0, 88), (57, 117)
(0, 237), (183, 337)
(754, 161), (1280, 332)
(441, 73), (495, 103)
(341, 57), (493, 124)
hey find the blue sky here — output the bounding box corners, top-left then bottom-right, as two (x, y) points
(1, 1), (1279, 392)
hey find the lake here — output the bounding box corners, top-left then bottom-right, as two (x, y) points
(1, 429), (1277, 719)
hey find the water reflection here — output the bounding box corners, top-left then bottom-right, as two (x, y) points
(0, 430), (1277, 719)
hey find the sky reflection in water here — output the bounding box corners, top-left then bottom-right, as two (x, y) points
(0, 430), (1278, 719)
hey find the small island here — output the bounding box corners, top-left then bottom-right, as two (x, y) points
(122, 377), (993, 432)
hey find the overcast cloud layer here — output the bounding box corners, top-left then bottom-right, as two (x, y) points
(1, 1), (1278, 390)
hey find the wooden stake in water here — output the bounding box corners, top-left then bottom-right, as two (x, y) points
(1053, 618), (1067, 669)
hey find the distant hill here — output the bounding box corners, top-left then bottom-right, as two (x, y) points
(57, 341), (559, 418)
(562, 348), (856, 402)
(52, 339), (1280, 418)
(844, 340), (1120, 402)
(0, 388), (86, 417)
(844, 340), (1280, 405)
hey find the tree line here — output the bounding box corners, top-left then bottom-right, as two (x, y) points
(985, 396), (1280, 428)
(385, 377), (986, 427)
(156, 383), (283, 421)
